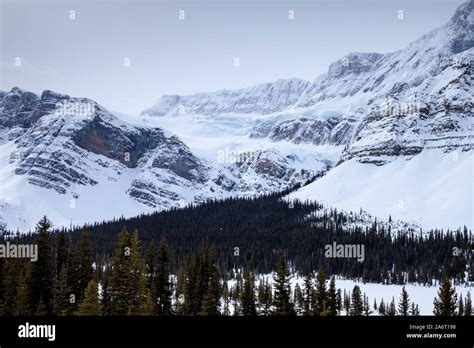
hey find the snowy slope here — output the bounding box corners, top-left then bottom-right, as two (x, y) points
(287, 149), (473, 230)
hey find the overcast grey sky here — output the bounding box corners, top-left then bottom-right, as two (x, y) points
(0, 0), (466, 114)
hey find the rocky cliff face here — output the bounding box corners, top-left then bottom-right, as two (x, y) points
(141, 78), (311, 117)
(143, 1), (473, 165)
(0, 87), (323, 230)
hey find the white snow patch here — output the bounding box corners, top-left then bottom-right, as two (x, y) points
(287, 149), (473, 230)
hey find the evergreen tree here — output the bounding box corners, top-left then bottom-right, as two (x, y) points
(257, 278), (272, 315)
(55, 232), (69, 279)
(68, 228), (94, 308)
(398, 286), (410, 316)
(35, 295), (48, 316)
(458, 294), (464, 316)
(2, 239), (27, 315)
(28, 216), (54, 314)
(107, 228), (136, 315)
(75, 279), (101, 315)
(350, 285), (363, 316)
(314, 269), (327, 315)
(222, 281), (230, 316)
(156, 238), (172, 315)
(15, 267), (30, 316)
(53, 264), (71, 315)
(327, 276), (338, 316)
(387, 297), (396, 316)
(302, 274), (313, 315)
(272, 255), (294, 315)
(409, 302), (420, 316)
(54, 231), (70, 314)
(378, 299), (386, 315)
(145, 240), (158, 314)
(363, 293), (372, 316)
(185, 241), (217, 315)
(241, 268), (257, 316)
(174, 268), (186, 315)
(231, 274), (242, 316)
(343, 290), (351, 315)
(433, 278), (458, 316)
(464, 291), (472, 316)
(199, 263), (221, 315)
(142, 289), (155, 316)
(129, 230), (147, 315)
(188, 253), (201, 315)
(293, 283), (304, 315)
(336, 289), (342, 315)
(101, 266), (111, 315)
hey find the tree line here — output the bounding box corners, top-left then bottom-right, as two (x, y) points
(40, 193), (474, 285)
(0, 216), (472, 316)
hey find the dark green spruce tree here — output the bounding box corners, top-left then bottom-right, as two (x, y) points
(144, 240), (158, 314)
(302, 274), (313, 315)
(241, 268), (257, 316)
(108, 228), (146, 315)
(378, 299), (386, 315)
(433, 278), (457, 316)
(398, 286), (410, 316)
(272, 255), (294, 315)
(327, 276), (338, 316)
(174, 268), (186, 315)
(458, 294), (464, 316)
(293, 283), (304, 315)
(409, 302), (420, 316)
(2, 238), (27, 315)
(156, 238), (172, 315)
(199, 261), (221, 315)
(67, 228), (94, 310)
(464, 291), (472, 316)
(257, 278), (272, 315)
(363, 293), (371, 316)
(53, 264), (71, 315)
(387, 297), (397, 316)
(28, 216), (54, 315)
(314, 269), (328, 315)
(350, 285), (363, 316)
(222, 281), (230, 316)
(75, 279), (101, 315)
(129, 230), (147, 315)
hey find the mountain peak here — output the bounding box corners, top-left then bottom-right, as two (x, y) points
(450, 0), (473, 25)
(327, 52), (383, 78)
(9, 86), (32, 96)
(40, 89), (70, 101)
(447, 0), (473, 53)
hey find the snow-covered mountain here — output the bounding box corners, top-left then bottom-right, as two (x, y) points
(0, 1), (472, 231)
(286, 1), (473, 229)
(0, 88), (326, 231)
(141, 78), (311, 117)
(144, 1), (472, 164)
(141, 1), (473, 229)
